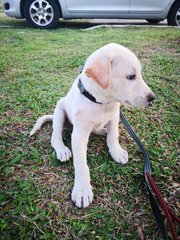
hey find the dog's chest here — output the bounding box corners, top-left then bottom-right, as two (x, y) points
(74, 104), (118, 126)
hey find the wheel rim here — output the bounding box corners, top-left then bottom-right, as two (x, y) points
(29, 0), (54, 26)
(175, 8), (180, 26)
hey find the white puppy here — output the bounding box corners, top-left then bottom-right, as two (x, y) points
(30, 43), (154, 208)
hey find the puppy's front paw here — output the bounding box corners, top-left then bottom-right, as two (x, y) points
(71, 182), (93, 208)
(109, 145), (128, 164)
(54, 145), (72, 162)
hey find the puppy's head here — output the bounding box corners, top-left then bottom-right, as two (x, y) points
(84, 43), (155, 107)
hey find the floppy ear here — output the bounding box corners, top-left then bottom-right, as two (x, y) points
(85, 53), (111, 89)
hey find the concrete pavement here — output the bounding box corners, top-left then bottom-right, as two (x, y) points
(89, 19), (168, 26)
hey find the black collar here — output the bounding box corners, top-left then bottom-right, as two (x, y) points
(77, 79), (102, 104)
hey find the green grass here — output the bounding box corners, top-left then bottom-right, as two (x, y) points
(0, 14), (180, 240)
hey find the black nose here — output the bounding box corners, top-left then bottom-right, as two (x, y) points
(147, 93), (155, 102)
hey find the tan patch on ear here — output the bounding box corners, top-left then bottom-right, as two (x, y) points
(85, 56), (111, 89)
(85, 67), (109, 89)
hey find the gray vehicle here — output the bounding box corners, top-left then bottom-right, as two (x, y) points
(2, 0), (180, 28)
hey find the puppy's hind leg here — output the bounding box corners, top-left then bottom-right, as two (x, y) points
(92, 128), (106, 136)
(51, 98), (72, 162)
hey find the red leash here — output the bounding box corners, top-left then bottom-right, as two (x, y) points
(146, 172), (180, 240)
(120, 111), (180, 239)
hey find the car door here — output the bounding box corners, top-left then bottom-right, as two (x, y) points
(130, 0), (172, 13)
(65, 0), (129, 16)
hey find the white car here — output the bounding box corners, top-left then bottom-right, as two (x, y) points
(2, 0), (180, 29)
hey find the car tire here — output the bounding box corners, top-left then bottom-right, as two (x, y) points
(24, 0), (60, 29)
(167, 1), (180, 26)
(146, 19), (162, 24)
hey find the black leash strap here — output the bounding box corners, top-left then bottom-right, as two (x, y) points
(120, 111), (180, 240)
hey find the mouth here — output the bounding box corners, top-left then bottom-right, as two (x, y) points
(124, 100), (154, 108)
(146, 102), (153, 107)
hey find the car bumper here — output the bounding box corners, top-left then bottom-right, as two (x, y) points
(2, 0), (22, 18)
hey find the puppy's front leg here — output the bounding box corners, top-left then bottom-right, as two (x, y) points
(71, 121), (93, 208)
(107, 113), (128, 164)
(51, 98), (71, 162)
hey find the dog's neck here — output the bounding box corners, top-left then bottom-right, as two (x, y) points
(78, 74), (115, 105)
(78, 78), (102, 104)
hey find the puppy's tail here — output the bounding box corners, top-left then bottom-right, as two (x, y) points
(30, 115), (53, 137)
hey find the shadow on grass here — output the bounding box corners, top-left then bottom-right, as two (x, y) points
(0, 17), (97, 30)
(0, 17), (167, 30)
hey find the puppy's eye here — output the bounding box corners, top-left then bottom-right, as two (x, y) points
(127, 74), (136, 80)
